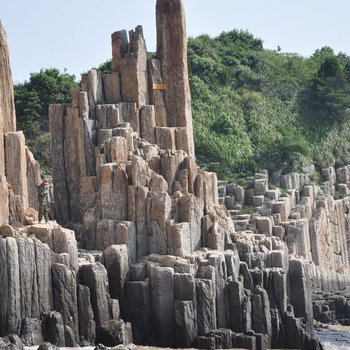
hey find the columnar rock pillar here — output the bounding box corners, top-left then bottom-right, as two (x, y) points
(111, 26), (149, 107)
(0, 21), (16, 225)
(0, 21), (16, 176)
(156, 0), (195, 156)
(5, 132), (29, 210)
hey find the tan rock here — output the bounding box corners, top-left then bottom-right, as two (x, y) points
(64, 107), (86, 222)
(96, 219), (116, 251)
(112, 127), (134, 153)
(140, 105), (156, 144)
(79, 91), (89, 119)
(160, 150), (186, 193)
(29, 223), (54, 248)
(96, 104), (119, 129)
(52, 227), (79, 272)
(120, 26), (149, 107)
(148, 191), (172, 255)
(131, 155), (150, 187)
(178, 194), (203, 251)
(118, 102), (139, 134)
(148, 58), (167, 127)
(111, 30), (128, 72)
(0, 175), (9, 225)
(135, 186), (149, 259)
(156, 127), (176, 150)
(49, 104), (69, 224)
(0, 224), (17, 237)
(168, 222), (191, 257)
(116, 221), (137, 263)
(195, 170), (218, 215)
(110, 136), (128, 163)
(8, 190), (24, 224)
(149, 170), (168, 192)
(103, 73), (122, 104)
(79, 176), (98, 217)
(156, 0), (194, 156)
(0, 21), (16, 145)
(81, 69), (104, 118)
(103, 244), (129, 303)
(26, 148), (41, 211)
(5, 132), (28, 210)
(100, 164), (128, 221)
(25, 207), (38, 225)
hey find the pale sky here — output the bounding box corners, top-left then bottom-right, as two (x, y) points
(2, 0), (350, 83)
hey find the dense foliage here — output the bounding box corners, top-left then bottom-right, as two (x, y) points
(14, 31), (350, 179)
(188, 31), (350, 179)
(14, 68), (78, 172)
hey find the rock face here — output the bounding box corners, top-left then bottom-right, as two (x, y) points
(156, 0), (194, 156)
(0, 21), (41, 226)
(0, 21), (16, 176)
(45, 1), (325, 348)
(1, 1), (350, 349)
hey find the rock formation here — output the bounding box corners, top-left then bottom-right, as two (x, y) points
(1, 1), (350, 349)
(0, 21), (41, 226)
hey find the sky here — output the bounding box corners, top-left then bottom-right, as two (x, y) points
(2, 0), (350, 83)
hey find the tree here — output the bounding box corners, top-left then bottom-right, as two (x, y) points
(15, 68), (78, 134)
(300, 53), (350, 123)
(14, 68), (79, 172)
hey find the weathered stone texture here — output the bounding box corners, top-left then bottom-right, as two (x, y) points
(0, 175), (9, 225)
(103, 73), (121, 104)
(49, 104), (69, 224)
(111, 30), (128, 72)
(156, 0), (194, 156)
(150, 265), (175, 346)
(77, 284), (96, 344)
(120, 26), (149, 107)
(52, 263), (79, 339)
(148, 59), (167, 127)
(78, 262), (110, 330)
(0, 22), (16, 177)
(26, 148), (41, 210)
(5, 132), (28, 210)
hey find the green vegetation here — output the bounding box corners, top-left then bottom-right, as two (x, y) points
(14, 68), (79, 173)
(188, 31), (350, 178)
(14, 30), (350, 180)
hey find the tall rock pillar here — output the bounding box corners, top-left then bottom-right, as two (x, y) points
(0, 21), (16, 225)
(0, 21), (16, 175)
(156, 0), (195, 156)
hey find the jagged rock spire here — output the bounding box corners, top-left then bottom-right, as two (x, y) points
(156, 0), (194, 156)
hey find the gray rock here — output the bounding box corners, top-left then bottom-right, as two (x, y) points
(150, 265), (174, 346)
(78, 263), (111, 330)
(52, 263), (78, 340)
(41, 312), (65, 347)
(103, 245), (129, 305)
(77, 284), (96, 344)
(125, 279), (151, 344)
(156, 0), (194, 155)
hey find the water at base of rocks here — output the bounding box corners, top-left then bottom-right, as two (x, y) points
(316, 325), (350, 350)
(23, 327), (350, 350)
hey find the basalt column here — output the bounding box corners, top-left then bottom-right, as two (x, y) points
(0, 21), (16, 173)
(0, 21), (16, 225)
(156, 0), (195, 156)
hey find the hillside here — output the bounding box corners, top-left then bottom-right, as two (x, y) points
(188, 30), (350, 179)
